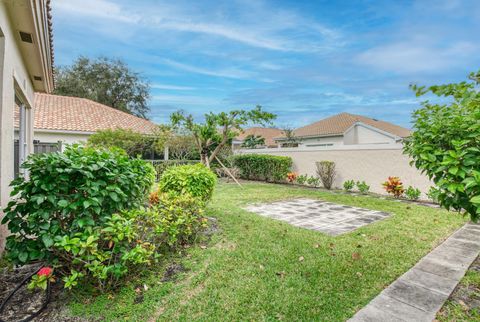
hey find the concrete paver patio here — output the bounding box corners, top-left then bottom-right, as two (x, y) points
(245, 198), (390, 236)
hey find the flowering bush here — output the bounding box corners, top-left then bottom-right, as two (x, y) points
(28, 267), (54, 290)
(287, 172), (298, 183)
(382, 176), (404, 198)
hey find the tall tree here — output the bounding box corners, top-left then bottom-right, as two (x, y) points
(171, 106), (276, 168)
(54, 56), (150, 118)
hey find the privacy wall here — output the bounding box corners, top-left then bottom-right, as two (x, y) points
(237, 144), (432, 197)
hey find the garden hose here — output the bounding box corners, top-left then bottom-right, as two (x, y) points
(0, 264), (52, 322)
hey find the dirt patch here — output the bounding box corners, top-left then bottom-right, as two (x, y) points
(213, 239), (236, 251)
(160, 263), (186, 283)
(201, 217), (221, 237)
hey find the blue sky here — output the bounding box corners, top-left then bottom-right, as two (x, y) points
(52, 0), (480, 128)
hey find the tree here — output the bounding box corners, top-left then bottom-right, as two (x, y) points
(54, 56), (150, 118)
(242, 134), (265, 149)
(281, 126), (300, 147)
(166, 134), (199, 160)
(171, 106), (276, 168)
(404, 71), (480, 221)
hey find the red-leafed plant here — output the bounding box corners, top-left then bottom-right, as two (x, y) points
(382, 176), (405, 198)
(287, 172), (298, 183)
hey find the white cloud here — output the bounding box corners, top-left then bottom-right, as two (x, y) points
(151, 84), (196, 91)
(54, 0), (140, 23)
(357, 41), (477, 73)
(159, 58), (255, 79)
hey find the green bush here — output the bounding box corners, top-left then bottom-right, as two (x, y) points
(296, 174), (308, 185)
(159, 163), (217, 202)
(306, 175), (320, 187)
(2, 145), (155, 266)
(150, 160), (199, 181)
(343, 180), (355, 192)
(232, 154), (292, 182)
(405, 71), (480, 220)
(356, 181), (370, 194)
(405, 186), (421, 201)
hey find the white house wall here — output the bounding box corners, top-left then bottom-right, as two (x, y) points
(348, 124), (396, 144)
(0, 2), (36, 251)
(14, 130), (91, 149)
(299, 135), (344, 147)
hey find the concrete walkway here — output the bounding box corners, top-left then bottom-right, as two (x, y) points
(349, 223), (480, 322)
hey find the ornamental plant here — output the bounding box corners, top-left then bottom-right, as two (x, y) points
(382, 176), (404, 198)
(28, 267), (54, 291)
(2, 145), (155, 269)
(343, 180), (355, 192)
(159, 163), (217, 202)
(287, 172), (298, 183)
(405, 186), (421, 201)
(404, 71), (480, 221)
(316, 161), (336, 190)
(307, 176), (320, 187)
(356, 181), (370, 194)
(296, 174), (308, 185)
(232, 154), (292, 182)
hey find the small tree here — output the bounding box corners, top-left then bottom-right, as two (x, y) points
(404, 71), (480, 221)
(242, 134), (265, 149)
(281, 127), (300, 147)
(171, 106), (276, 168)
(316, 161), (336, 189)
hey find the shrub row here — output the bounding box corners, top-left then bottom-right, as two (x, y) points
(150, 159), (199, 181)
(232, 154), (292, 182)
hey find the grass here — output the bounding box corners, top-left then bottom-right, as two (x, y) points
(69, 181), (466, 321)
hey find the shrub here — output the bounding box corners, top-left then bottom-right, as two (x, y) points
(307, 176), (320, 187)
(356, 181), (370, 194)
(405, 186), (421, 201)
(427, 186), (440, 203)
(316, 161), (336, 190)
(232, 154), (292, 182)
(382, 176), (404, 198)
(343, 180), (355, 192)
(2, 145), (155, 265)
(159, 163), (217, 202)
(404, 71), (480, 220)
(296, 174), (308, 185)
(287, 172), (298, 183)
(151, 160), (199, 181)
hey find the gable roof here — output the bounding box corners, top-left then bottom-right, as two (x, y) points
(15, 93), (158, 134)
(236, 127), (284, 147)
(291, 112), (411, 139)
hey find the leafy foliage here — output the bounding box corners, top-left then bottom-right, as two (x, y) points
(279, 127), (300, 147)
(382, 176), (404, 198)
(287, 172), (298, 183)
(316, 161), (336, 190)
(427, 186), (440, 203)
(151, 160), (199, 182)
(54, 56), (150, 118)
(2, 146), (155, 265)
(404, 71), (480, 220)
(159, 164), (217, 202)
(356, 181), (370, 194)
(405, 186), (421, 201)
(306, 175), (321, 187)
(343, 180), (355, 192)
(296, 174), (308, 185)
(232, 154), (292, 182)
(242, 134), (266, 149)
(167, 134), (199, 160)
(171, 106), (276, 167)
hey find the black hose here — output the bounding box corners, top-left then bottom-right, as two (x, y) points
(0, 264), (52, 322)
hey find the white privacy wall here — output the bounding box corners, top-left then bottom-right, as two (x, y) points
(237, 144), (432, 197)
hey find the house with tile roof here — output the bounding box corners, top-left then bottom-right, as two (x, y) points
(233, 127), (284, 149)
(14, 93), (159, 148)
(1, 0), (54, 251)
(274, 112), (411, 148)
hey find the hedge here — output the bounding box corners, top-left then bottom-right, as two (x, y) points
(232, 154), (292, 182)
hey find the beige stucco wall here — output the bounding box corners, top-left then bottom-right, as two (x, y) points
(299, 135), (344, 147)
(237, 145), (432, 198)
(344, 124), (396, 145)
(0, 2), (37, 251)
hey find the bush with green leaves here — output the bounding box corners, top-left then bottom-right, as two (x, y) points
(307, 176), (320, 187)
(316, 161), (336, 190)
(404, 71), (480, 220)
(151, 160), (199, 181)
(356, 181), (370, 194)
(343, 180), (355, 192)
(427, 186), (440, 203)
(296, 174), (308, 185)
(405, 186), (421, 201)
(159, 163), (217, 202)
(232, 154), (292, 182)
(2, 145), (155, 266)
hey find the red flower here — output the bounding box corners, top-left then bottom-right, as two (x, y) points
(37, 267), (53, 277)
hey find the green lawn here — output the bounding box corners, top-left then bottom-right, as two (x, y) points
(69, 181), (467, 321)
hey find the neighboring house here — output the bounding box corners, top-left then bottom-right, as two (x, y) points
(0, 0), (54, 251)
(275, 112), (411, 147)
(233, 127), (284, 149)
(14, 93), (159, 148)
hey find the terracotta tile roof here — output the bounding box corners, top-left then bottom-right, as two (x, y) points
(15, 93), (158, 134)
(291, 112), (411, 138)
(236, 127), (284, 147)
